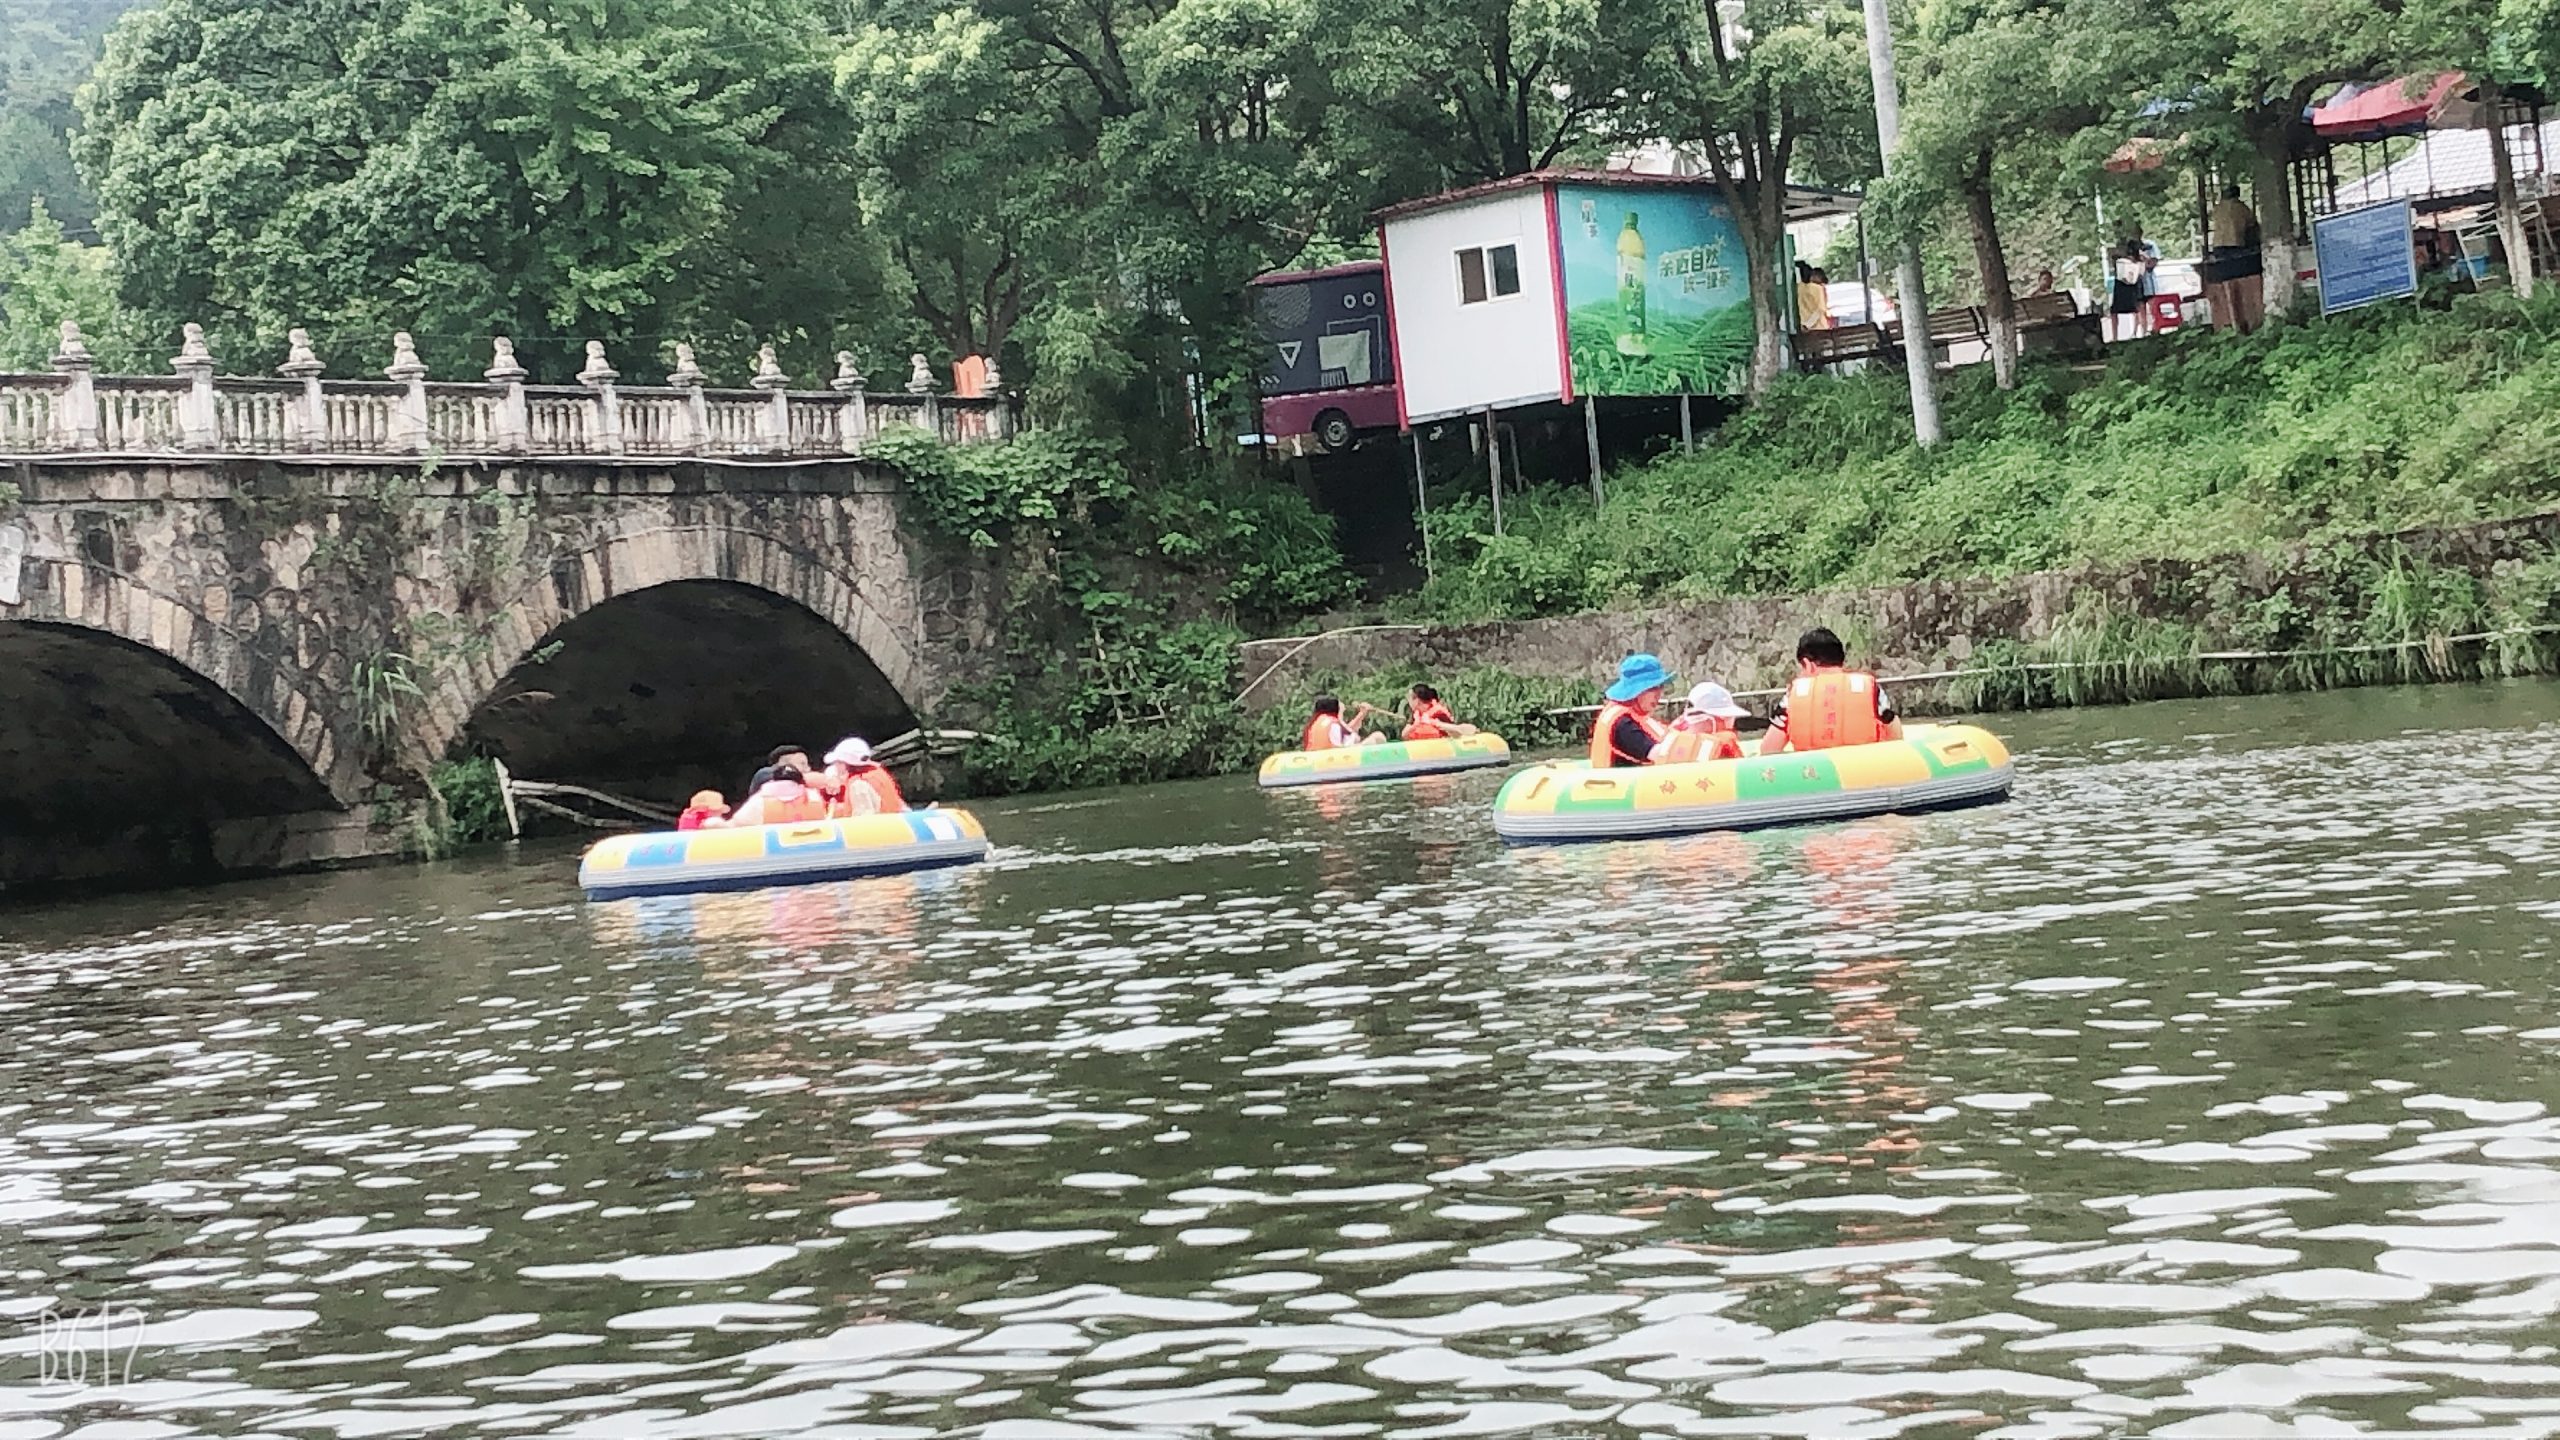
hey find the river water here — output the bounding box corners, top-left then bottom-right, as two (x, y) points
(5, 681), (2560, 1437)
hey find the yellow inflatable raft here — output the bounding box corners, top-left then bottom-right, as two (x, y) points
(1258, 733), (1513, 788)
(580, 810), (989, 899)
(1491, 725), (2013, 842)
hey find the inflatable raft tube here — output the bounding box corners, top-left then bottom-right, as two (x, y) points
(1491, 724), (2013, 842)
(580, 809), (989, 899)
(1258, 732), (1513, 788)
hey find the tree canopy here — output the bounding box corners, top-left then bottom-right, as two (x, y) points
(5, 0), (2546, 431)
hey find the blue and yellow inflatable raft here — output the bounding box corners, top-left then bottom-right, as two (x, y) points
(1492, 724), (2013, 842)
(1258, 733), (1513, 788)
(579, 810), (989, 900)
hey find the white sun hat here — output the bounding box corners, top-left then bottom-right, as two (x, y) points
(823, 737), (874, 767)
(1685, 682), (1751, 719)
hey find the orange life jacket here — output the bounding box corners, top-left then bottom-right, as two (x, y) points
(1402, 699), (1456, 742)
(1303, 714), (1348, 752)
(1589, 701), (1668, 768)
(1782, 669), (1887, 752)
(760, 791), (828, 824)
(1656, 714), (1744, 764)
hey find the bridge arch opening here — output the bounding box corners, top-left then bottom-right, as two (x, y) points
(463, 579), (919, 803)
(0, 623), (339, 891)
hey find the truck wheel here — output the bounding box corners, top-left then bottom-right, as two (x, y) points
(1314, 409), (1356, 452)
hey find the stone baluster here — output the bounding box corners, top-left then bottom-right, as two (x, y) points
(984, 355), (1011, 441)
(172, 323), (218, 449)
(830, 351), (868, 454)
(577, 341), (623, 454)
(668, 343), (708, 452)
(905, 353), (939, 439)
(485, 337), (529, 452)
(50, 321), (99, 450)
(385, 332), (430, 452)
(279, 328), (325, 450)
(751, 344), (790, 452)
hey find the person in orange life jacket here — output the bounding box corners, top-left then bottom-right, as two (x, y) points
(740, 743), (810, 811)
(1652, 681), (1751, 763)
(818, 737), (908, 816)
(1589, 653), (1673, 767)
(676, 789), (727, 830)
(1303, 694), (1384, 751)
(1760, 626), (1900, 755)
(725, 764), (827, 826)
(1400, 683), (1479, 741)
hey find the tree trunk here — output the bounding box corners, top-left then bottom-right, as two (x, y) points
(2486, 84), (2538, 300)
(1963, 157), (2018, 391)
(2248, 110), (2300, 318)
(1738, 210), (1786, 394)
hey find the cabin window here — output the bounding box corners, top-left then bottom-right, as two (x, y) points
(1457, 243), (1522, 304)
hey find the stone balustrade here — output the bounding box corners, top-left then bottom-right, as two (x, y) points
(0, 323), (1018, 459)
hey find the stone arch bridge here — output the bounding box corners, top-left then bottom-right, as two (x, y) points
(0, 336), (1013, 893)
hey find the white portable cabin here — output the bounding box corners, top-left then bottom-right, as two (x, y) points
(1377, 178), (1571, 424)
(1376, 170), (1863, 428)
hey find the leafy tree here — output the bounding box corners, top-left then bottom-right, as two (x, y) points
(1310, 0), (1643, 184)
(1897, 0), (2120, 387)
(2133, 0), (2399, 316)
(75, 0), (893, 380)
(839, 0), (1333, 440)
(0, 196), (146, 370)
(0, 0), (142, 237)
(1637, 0), (1877, 393)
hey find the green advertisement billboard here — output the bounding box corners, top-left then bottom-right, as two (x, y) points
(1555, 183), (1753, 397)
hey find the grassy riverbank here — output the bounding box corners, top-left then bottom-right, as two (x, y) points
(1415, 294), (2560, 623)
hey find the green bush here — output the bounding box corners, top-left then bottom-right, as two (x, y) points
(1419, 295), (2560, 622)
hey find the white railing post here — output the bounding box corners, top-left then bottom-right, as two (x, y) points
(669, 343), (709, 453)
(279, 328), (325, 450)
(485, 336), (529, 452)
(385, 331), (430, 452)
(50, 321), (98, 450)
(751, 343), (790, 452)
(985, 356), (1011, 441)
(830, 351), (868, 454)
(905, 353), (939, 438)
(172, 322), (217, 449)
(578, 341), (623, 454)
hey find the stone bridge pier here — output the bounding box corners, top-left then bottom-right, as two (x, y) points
(0, 332), (1011, 895)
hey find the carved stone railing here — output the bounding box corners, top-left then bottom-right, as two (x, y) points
(0, 324), (1018, 459)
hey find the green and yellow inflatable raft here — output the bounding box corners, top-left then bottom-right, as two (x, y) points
(1258, 733), (1513, 788)
(1491, 724), (2012, 842)
(580, 810), (989, 899)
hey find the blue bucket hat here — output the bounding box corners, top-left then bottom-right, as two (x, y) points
(1605, 652), (1672, 702)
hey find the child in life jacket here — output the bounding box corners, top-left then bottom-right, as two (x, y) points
(1761, 626), (1901, 755)
(1400, 683), (1479, 741)
(818, 737), (907, 816)
(1302, 695), (1383, 751)
(675, 790), (727, 830)
(724, 765), (827, 826)
(1651, 681), (1751, 763)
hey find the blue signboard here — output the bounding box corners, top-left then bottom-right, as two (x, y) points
(2313, 200), (2417, 314)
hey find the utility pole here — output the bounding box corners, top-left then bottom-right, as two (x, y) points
(1860, 0), (1943, 447)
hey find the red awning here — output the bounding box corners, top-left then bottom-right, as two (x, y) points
(2311, 73), (2466, 141)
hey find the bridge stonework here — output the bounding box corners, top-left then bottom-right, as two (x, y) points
(0, 454), (999, 891)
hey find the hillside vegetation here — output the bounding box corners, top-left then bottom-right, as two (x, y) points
(1418, 296), (2560, 622)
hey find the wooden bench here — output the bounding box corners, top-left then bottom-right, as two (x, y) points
(1792, 321), (1892, 371)
(2010, 289), (2100, 353)
(1884, 305), (1989, 352)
